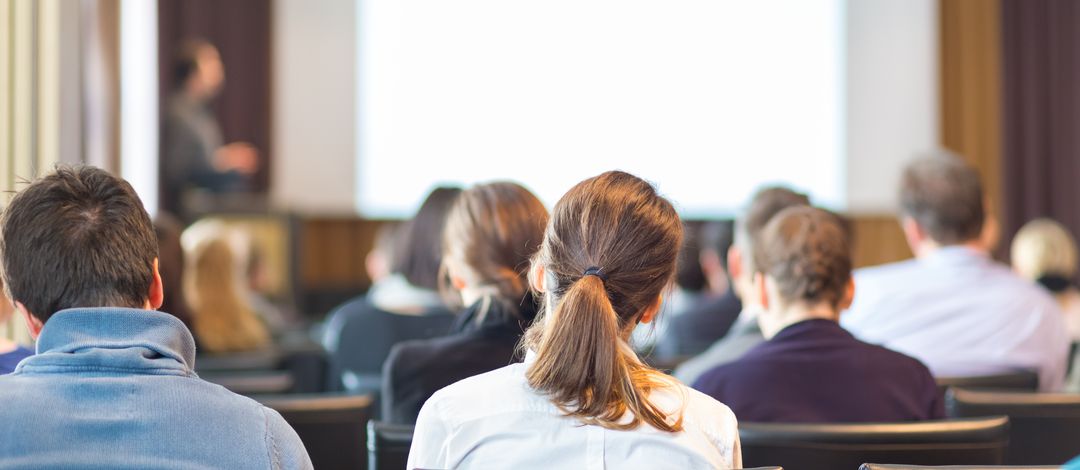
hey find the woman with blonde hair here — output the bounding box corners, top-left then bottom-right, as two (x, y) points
(183, 221), (270, 353)
(382, 182), (548, 424)
(409, 171), (741, 469)
(1012, 218), (1080, 340)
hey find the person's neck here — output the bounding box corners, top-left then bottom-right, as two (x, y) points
(913, 239), (985, 259)
(761, 303), (838, 339)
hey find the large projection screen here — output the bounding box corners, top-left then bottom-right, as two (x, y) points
(356, 0), (845, 217)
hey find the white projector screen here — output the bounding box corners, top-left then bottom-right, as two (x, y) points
(356, 0), (845, 217)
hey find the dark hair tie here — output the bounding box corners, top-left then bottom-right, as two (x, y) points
(583, 266), (608, 282)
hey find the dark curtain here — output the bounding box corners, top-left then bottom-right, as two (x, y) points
(157, 0), (273, 208)
(1000, 0), (1080, 255)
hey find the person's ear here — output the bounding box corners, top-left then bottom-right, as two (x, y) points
(639, 294), (663, 324)
(727, 246), (743, 281)
(754, 272), (770, 310)
(901, 217), (926, 254)
(17, 302), (43, 339)
(148, 258), (164, 310)
(838, 277), (855, 311)
(530, 263), (546, 293)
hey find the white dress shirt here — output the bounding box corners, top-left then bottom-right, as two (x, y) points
(408, 351), (741, 470)
(841, 246), (1071, 391)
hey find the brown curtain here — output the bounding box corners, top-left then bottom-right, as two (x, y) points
(939, 0), (1004, 237)
(1000, 0), (1080, 254)
(157, 0), (273, 201)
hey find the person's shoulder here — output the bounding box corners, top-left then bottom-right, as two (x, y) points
(422, 362), (530, 419)
(691, 360), (741, 390)
(658, 382), (740, 443)
(854, 337), (936, 377)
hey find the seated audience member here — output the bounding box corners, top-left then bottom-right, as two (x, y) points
(1011, 218), (1080, 341)
(0, 278), (32, 375)
(321, 188), (460, 393)
(183, 221), (271, 353)
(154, 213), (196, 334)
(640, 221), (709, 359)
(663, 220), (742, 358)
(842, 154), (1070, 391)
(674, 187), (810, 385)
(382, 182), (548, 424)
(409, 172), (741, 469)
(694, 207), (944, 423)
(0, 166), (310, 468)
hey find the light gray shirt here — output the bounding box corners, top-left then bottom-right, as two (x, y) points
(841, 246), (1070, 391)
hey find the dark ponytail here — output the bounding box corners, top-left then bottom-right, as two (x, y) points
(524, 171), (684, 432)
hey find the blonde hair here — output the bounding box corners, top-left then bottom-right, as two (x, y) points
(1011, 218), (1078, 281)
(524, 171), (684, 432)
(183, 221), (269, 353)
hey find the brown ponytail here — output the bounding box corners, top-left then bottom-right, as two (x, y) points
(524, 171), (684, 432)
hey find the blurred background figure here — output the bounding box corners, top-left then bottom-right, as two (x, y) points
(664, 220), (741, 359)
(1012, 218), (1080, 341)
(162, 39), (259, 217)
(382, 182), (548, 424)
(321, 187), (461, 396)
(154, 213), (196, 334)
(0, 277), (32, 374)
(183, 220), (270, 353)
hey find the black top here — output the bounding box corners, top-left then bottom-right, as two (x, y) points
(381, 295), (539, 424)
(694, 319), (945, 423)
(665, 289), (743, 358)
(322, 297), (455, 394)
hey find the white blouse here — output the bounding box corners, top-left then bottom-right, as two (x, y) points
(407, 352), (741, 470)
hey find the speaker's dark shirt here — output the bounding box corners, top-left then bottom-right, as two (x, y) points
(382, 295), (538, 424)
(694, 319), (944, 423)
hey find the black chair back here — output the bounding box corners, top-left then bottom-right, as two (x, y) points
(368, 421), (414, 470)
(861, 465), (1059, 470)
(259, 394), (374, 470)
(936, 371), (1040, 396)
(739, 416), (1010, 470)
(946, 388), (1080, 465)
(195, 349), (283, 373)
(324, 299), (455, 395)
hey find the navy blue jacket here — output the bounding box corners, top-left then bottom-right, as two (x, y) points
(693, 319), (944, 423)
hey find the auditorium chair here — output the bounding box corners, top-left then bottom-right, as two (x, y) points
(947, 388), (1080, 465)
(936, 371), (1040, 396)
(195, 349), (283, 373)
(738, 416), (1010, 470)
(195, 340), (330, 393)
(201, 370), (295, 395)
(860, 465), (1059, 470)
(259, 394), (374, 470)
(368, 421), (414, 470)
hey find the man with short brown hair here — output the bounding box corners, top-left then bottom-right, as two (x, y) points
(693, 207), (943, 423)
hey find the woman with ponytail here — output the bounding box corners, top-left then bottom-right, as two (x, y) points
(409, 171), (741, 469)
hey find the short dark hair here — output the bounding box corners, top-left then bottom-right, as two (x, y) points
(753, 206), (852, 308)
(675, 221), (707, 291)
(173, 39), (213, 86)
(391, 186), (462, 291)
(700, 220), (734, 271)
(1, 166), (159, 322)
(900, 154), (985, 245)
